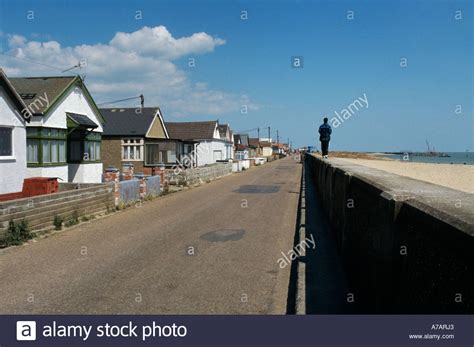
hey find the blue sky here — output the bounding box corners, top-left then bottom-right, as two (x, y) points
(0, 0), (472, 151)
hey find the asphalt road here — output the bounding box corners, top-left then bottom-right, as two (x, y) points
(0, 157), (302, 314)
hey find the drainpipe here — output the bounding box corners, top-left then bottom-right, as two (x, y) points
(193, 142), (199, 167)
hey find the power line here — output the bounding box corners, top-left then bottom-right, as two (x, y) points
(235, 127), (260, 134)
(97, 95), (144, 107)
(0, 52), (71, 73)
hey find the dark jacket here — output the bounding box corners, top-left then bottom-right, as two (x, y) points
(318, 123), (332, 141)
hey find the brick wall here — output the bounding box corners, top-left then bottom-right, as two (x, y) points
(102, 137), (146, 175)
(102, 137), (122, 172)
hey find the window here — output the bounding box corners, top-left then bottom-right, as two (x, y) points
(59, 141), (66, 162)
(145, 144), (161, 165)
(0, 127), (13, 157)
(27, 139), (39, 163)
(145, 143), (179, 165)
(51, 140), (58, 163)
(167, 150), (177, 163)
(213, 150), (223, 161)
(121, 138), (143, 161)
(42, 140), (51, 163)
(84, 141), (100, 161)
(26, 127), (67, 165)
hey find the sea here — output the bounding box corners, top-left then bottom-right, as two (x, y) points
(380, 152), (474, 165)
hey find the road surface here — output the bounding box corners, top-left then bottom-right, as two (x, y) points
(0, 157), (302, 314)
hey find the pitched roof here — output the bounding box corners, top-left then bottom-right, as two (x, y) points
(67, 113), (99, 129)
(249, 138), (260, 147)
(165, 121), (217, 141)
(234, 134), (249, 147)
(100, 108), (158, 136)
(9, 75), (104, 123)
(217, 124), (228, 137)
(0, 69), (29, 121)
(9, 76), (77, 113)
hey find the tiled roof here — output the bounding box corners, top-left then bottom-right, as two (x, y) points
(100, 108), (158, 136)
(234, 134), (249, 146)
(249, 138), (260, 147)
(9, 76), (77, 114)
(165, 121), (217, 141)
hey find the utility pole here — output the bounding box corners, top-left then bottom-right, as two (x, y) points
(268, 127), (271, 142)
(257, 127), (260, 140)
(277, 130), (279, 145)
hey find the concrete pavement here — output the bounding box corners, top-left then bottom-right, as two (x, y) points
(0, 157), (302, 314)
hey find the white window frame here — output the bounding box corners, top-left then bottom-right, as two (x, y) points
(121, 138), (144, 161)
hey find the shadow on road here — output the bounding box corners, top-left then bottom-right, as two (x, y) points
(287, 161), (354, 314)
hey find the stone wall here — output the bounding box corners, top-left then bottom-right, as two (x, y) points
(0, 183), (114, 237)
(166, 162), (232, 186)
(305, 154), (474, 313)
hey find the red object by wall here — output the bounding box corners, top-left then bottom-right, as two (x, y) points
(0, 177), (59, 202)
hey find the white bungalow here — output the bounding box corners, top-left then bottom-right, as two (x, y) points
(0, 69), (29, 195)
(10, 75), (104, 183)
(165, 120), (233, 167)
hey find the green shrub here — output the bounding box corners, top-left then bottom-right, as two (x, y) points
(53, 215), (63, 231)
(65, 210), (79, 227)
(1, 219), (32, 247)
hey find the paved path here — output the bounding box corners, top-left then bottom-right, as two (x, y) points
(0, 157), (301, 314)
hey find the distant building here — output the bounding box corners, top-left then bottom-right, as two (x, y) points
(259, 141), (273, 157)
(166, 120), (233, 166)
(101, 107), (195, 173)
(234, 134), (250, 160)
(217, 124), (234, 160)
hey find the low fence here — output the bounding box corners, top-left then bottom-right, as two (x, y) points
(0, 183), (114, 237)
(305, 154), (474, 313)
(118, 180), (141, 206)
(166, 162), (232, 186)
(104, 167), (162, 206)
(146, 175), (161, 196)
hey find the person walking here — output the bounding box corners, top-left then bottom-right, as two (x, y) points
(318, 117), (332, 159)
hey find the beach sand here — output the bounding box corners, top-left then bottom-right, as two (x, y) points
(338, 158), (474, 194)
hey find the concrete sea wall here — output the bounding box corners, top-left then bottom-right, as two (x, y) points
(305, 154), (474, 313)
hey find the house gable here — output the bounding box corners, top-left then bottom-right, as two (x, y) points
(10, 75), (104, 126)
(41, 84), (104, 132)
(0, 70), (28, 125)
(146, 108), (169, 139)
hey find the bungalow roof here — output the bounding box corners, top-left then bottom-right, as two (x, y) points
(101, 107), (159, 136)
(165, 121), (218, 141)
(9, 75), (104, 123)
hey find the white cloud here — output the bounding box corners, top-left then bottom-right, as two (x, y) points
(0, 25), (259, 117)
(110, 26), (226, 60)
